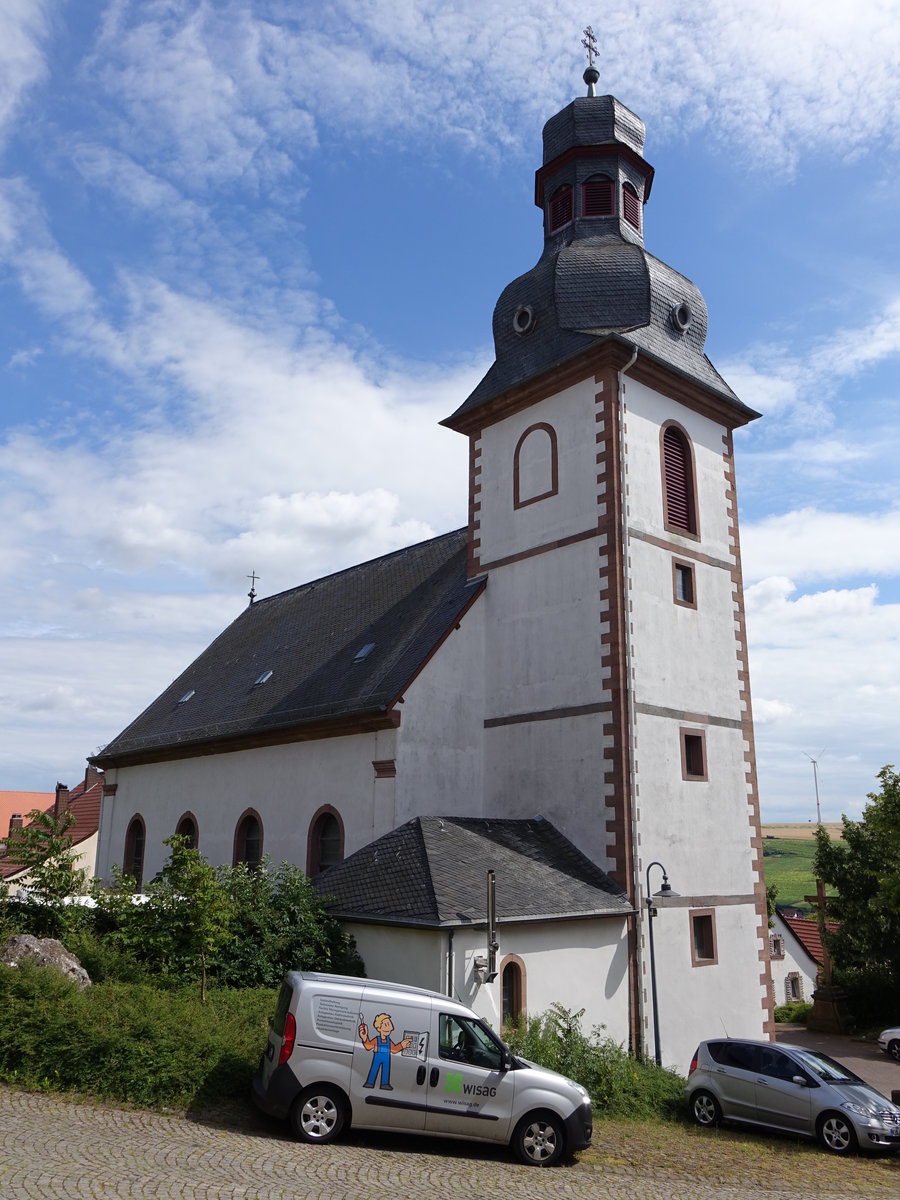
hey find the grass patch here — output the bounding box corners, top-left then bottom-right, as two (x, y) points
(761, 837), (836, 912)
(0, 960), (275, 1109)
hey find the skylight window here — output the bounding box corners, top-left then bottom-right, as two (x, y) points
(178, 690), (195, 704)
(254, 670), (273, 686)
(353, 643), (375, 662)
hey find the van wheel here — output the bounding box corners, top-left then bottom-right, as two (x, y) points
(512, 1111), (564, 1166)
(290, 1085), (346, 1144)
(690, 1090), (722, 1128)
(817, 1111), (858, 1155)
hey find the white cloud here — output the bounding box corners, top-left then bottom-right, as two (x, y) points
(0, 0), (52, 149)
(745, 575), (900, 819)
(742, 510), (900, 584)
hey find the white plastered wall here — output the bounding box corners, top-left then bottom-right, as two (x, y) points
(623, 375), (766, 1070)
(344, 916), (630, 1045)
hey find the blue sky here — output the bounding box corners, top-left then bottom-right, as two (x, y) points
(2, 1), (899, 821)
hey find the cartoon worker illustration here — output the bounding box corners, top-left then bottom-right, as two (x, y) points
(358, 1012), (413, 1090)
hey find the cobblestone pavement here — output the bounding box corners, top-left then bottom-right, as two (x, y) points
(2, 1086), (900, 1200)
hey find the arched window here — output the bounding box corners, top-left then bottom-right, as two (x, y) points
(582, 174), (614, 217)
(307, 806), (344, 876)
(622, 182), (641, 230)
(513, 422), (558, 509)
(548, 184), (573, 233)
(500, 955), (526, 1029)
(661, 423), (699, 537)
(123, 816), (145, 890)
(176, 813), (198, 850)
(233, 810), (263, 869)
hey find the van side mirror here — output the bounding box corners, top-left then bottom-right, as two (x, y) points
(791, 1075), (808, 1087)
(501, 1048), (512, 1072)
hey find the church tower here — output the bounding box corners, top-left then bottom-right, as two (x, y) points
(442, 53), (773, 1065)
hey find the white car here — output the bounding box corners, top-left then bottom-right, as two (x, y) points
(878, 1028), (900, 1062)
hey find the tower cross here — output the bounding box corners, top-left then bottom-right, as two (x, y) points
(582, 25), (598, 67)
(247, 571), (260, 604)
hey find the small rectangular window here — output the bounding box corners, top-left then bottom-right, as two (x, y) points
(691, 910), (717, 966)
(673, 560), (696, 607)
(681, 729), (707, 780)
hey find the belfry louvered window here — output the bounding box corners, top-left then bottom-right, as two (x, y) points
(582, 175), (615, 217)
(662, 424), (698, 536)
(548, 184), (573, 232)
(622, 182), (641, 230)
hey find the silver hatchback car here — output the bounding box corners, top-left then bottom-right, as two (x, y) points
(687, 1039), (900, 1154)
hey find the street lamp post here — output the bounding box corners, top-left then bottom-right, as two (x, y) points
(645, 861), (678, 1067)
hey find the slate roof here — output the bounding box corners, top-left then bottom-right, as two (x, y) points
(312, 815), (633, 928)
(443, 93), (759, 428)
(94, 529), (482, 765)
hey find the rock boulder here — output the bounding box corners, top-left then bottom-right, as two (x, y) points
(1, 933), (91, 989)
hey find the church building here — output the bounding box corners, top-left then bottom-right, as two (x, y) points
(92, 62), (773, 1071)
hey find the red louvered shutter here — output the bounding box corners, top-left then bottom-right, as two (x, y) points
(582, 178), (614, 216)
(663, 427), (695, 533)
(622, 184), (641, 230)
(549, 186), (573, 232)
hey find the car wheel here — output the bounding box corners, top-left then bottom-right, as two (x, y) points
(817, 1111), (858, 1155)
(690, 1089), (723, 1128)
(888, 1039), (900, 1063)
(290, 1085), (346, 1144)
(512, 1111), (565, 1166)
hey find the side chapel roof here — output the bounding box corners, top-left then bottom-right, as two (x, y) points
(93, 529), (481, 767)
(312, 815), (633, 927)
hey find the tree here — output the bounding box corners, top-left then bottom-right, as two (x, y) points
(4, 806), (87, 904)
(143, 836), (233, 1002)
(813, 765), (900, 1006)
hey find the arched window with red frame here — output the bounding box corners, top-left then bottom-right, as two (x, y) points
(661, 422), (699, 537)
(123, 815), (146, 890)
(307, 806), (344, 876)
(233, 809), (263, 869)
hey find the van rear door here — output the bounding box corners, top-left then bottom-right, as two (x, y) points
(424, 1011), (515, 1143)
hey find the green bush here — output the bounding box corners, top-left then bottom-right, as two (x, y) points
(0, 959), (274, 1109)
(504, 1003), (684, 1120)
(773, 1000), (813, 1023)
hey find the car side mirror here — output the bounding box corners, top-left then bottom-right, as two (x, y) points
(791, 1075), (808, 1087)
(501, 1049), (512, 1072)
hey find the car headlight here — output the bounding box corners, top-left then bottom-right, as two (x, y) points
(569, 1080), (589, 1099)
(842, 1102), (875, 1119)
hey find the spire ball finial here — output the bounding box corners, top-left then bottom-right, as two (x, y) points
(581, 25), (599, 96)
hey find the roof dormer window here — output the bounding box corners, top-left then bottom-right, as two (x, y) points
(582, 175), (614, 217)
(622, 182), (641, 231)
(548, 184), (573, 233)
(254, 669), (273, 686)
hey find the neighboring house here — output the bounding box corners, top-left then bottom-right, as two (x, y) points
(92, 68), (771, 1071)
(769, 911), (825, 1006)
(0, 790), (54, 855)
(312, 816), (633, 1037)
(0, 769), (103, 893)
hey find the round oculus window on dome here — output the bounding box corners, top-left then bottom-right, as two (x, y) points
(671, 301), (693, 333)
(513, 304), (535, 335)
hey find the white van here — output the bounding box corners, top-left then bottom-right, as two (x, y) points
(252, 971), (592, 1166)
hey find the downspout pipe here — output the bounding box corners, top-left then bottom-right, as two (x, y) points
(617, 344), (643, 1054)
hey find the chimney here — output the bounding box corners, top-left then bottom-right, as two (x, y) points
(54, 783), (69, 816)
(84, 765), (103, 790)
(8, 813), (23, 835)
